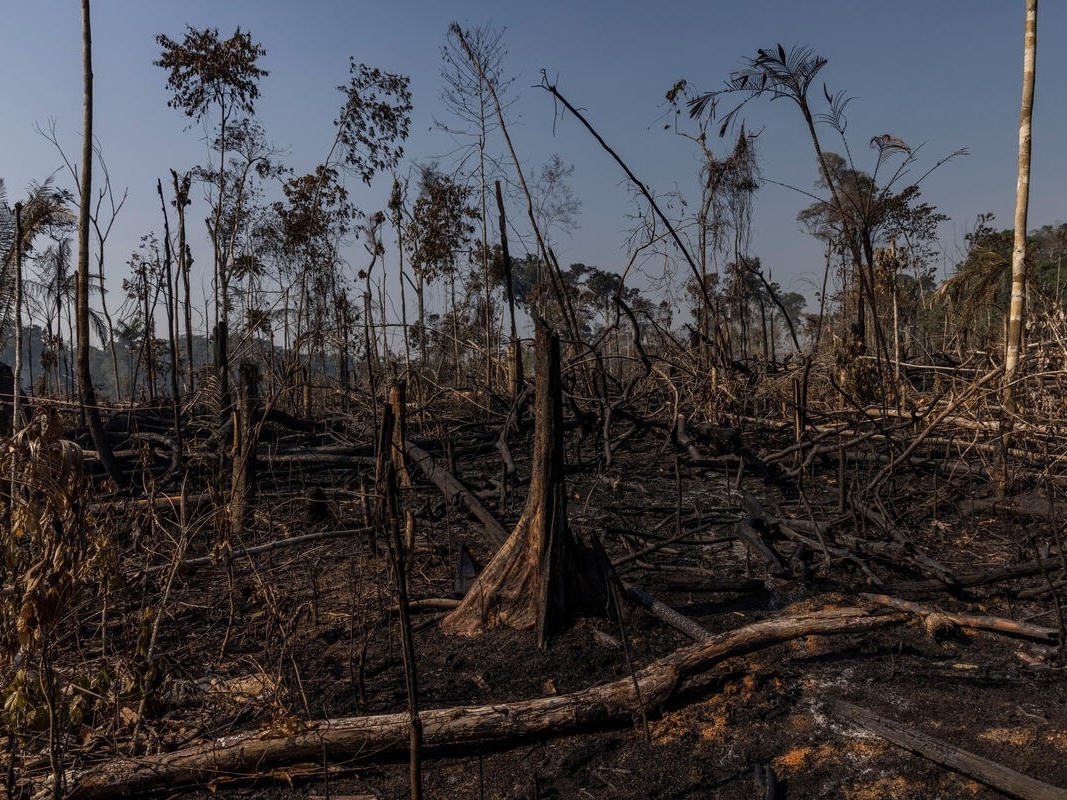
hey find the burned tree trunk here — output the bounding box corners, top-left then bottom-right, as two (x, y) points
(390, 381), (412, 488)
(441, 323), (611, 647)
(495, 180), (523, 398)
(229, 362), (259, 538)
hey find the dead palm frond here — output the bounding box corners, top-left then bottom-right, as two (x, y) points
(688, 44), (829, 137)
(0, 180), (11, 261)
(932, 246), (1010, 326)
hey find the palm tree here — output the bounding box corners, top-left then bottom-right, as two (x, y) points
(32, 237), (77, 395)
(0, 178), (75, 336)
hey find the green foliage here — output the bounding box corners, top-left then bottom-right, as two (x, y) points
(687, 44), (829, 133)
(1028, 222), (1067, 294)
(688, 42), (962, 369)
(937, 214), (1012, 322)
(936, 215), (1067, 351)
(797, 155), (948, 267)
(2, 669), (46, 731)
(505, 254), (653, 339)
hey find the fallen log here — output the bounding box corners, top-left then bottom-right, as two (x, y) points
(860, 593), (1059, 643)
(67, 607), (903, 798)
(404, 439), (509, 546)
(836, 700), (1067, 800)
(734, 520), (788, 575)
(263, 453), (376, 467)
(623, 582), (712, 641)
(888, 555), (1064, 596)
(170, 527), (374, 571)
(611, 523), (737, 569)
(87, 493), (214, 513)
(861, 507), (959, 586)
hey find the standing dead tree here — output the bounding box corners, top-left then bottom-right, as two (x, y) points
(441, 322), (612, 647)
(229, 361), (259, 538)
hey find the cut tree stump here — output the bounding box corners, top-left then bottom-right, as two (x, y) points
(441, 322), (612, 646)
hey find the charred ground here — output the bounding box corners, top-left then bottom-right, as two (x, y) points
(4, 357), (1067, 800)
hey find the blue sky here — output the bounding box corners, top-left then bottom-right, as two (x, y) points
(2, 1), (1062, 317)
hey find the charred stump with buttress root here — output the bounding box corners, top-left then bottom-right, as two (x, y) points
(441, 322), (614, 647)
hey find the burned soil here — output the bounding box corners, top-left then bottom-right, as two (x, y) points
(4, 377), (1067, 800)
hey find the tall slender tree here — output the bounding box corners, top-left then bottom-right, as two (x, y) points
(170, 169), (195, 392)
(155, 25), (268, 403)
(440, 23), (513, 389)
(78, 0), (124, 484)
(404, 167), (476, 366)
(12, 202), (24, 435)
(1, 179), (74, 331)
(451, 23), (581, 343)
(688, 45), (963, 404)
(1004, 0), (1038, 415)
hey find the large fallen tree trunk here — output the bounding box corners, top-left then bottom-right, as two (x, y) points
(67, 607), (903, 798)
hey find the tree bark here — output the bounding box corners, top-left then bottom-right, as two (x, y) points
(495, 180), (523, 397)
(12, 203), (23, 436)
(1004, 0), (1037, 416)
(157, 179), (182, 452)
(170, 170), (195, 394)
(229, 362), (259, 538)
(390, 381), (412, 488)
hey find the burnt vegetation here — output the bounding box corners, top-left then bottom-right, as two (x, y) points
(2, 12), (1066, 800)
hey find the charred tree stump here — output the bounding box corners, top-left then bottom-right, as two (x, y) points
(229, 362), (259, 538)
(390, 381), (412, 488)
(442, 323), (612, 647)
